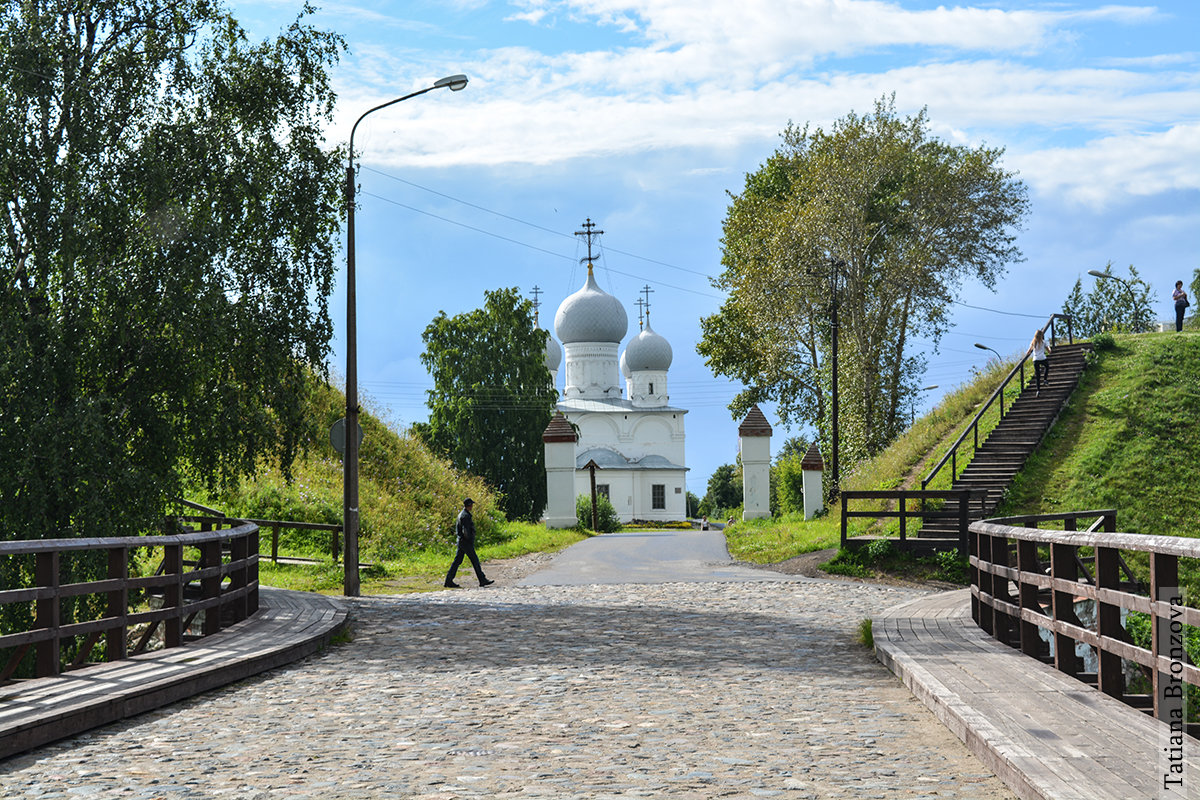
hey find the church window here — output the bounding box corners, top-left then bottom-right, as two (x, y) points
(652, 484), (665, 509)
(596, 484), (610, 499)
(649, 382), (654, 394)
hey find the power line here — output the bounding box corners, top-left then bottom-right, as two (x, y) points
(360, 190), (723, 300)
(361, 165), (716, 279)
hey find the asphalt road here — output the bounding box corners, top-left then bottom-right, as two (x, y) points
(517, 529), (795, 586)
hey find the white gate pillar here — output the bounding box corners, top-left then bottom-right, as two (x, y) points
(738, 405), (773, 520)
(801, 442), (825, 520)
(543, 413), (578, 528)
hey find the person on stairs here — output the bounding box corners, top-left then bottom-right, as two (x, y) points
(444, 498), (494, 588)
(1028, 329), (1050, 396)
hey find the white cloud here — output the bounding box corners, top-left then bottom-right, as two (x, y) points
(1017, 123), (1200, 209)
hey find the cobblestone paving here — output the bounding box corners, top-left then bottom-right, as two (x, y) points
(2, 580), (1014, 799)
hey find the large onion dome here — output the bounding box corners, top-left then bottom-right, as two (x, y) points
(543, 330), (562, 372)
(622, 319), (672, 371)
(554, 267), (628, 344)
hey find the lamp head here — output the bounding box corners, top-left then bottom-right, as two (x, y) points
(1088, 269), (1112, 279)
(973, 343), (989, 351)
(435, 74), (469, 91)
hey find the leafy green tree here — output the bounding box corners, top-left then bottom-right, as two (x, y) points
(0, 1), (344, 542)
(698, 463), (742, 517)
(419, 288), (558, 521)
(698, 96), (1028, 473)
(1060, 263), (1154, 338)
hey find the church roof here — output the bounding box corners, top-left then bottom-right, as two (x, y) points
(738, 404), (773, 437)
(622, 318), (672, 372)
(554, 266), (628, 344)
(557, 397), (687, 414)
(575, 447), (687, 471)
(542, 412), (577, 443)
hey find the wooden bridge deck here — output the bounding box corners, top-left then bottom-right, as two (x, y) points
(0, 587), (348, 760)
(875, 588), (1198, 800)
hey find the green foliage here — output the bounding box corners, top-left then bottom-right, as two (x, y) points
(1091, 331), (1116, 352)
(214, 377), (499, 561)
(699, 463), (742, 517)
(1060, 263), (1155, 337)
(576, 493), (621, 533)
(774, 451), (806, 515)
(419, 287), (557, 521)
(699, 95), (1028, 474)
(0, 2), (344, 544)
(857, 618), (874, 649)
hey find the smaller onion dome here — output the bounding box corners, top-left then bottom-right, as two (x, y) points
(543, 330), (562, 372)
(554, 267), (628, 344)
(622, 319), (672, 372)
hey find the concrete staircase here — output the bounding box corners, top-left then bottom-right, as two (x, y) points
(918, 341), (1092, 545)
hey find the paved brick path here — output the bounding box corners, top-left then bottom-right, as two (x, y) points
(2, 580), (1013, 799)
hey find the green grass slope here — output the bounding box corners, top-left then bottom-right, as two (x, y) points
(728, 331), (1200, 576)
(998, 331), (1200, 535)
(203, 378), (498, 560)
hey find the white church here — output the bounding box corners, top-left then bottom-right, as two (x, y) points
(539, 220), (688, 525)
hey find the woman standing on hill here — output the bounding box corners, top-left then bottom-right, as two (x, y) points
(1173, 280), (1190, 332)
(1028, 329), (1050, 395)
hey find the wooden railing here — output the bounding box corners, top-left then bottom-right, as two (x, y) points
(840, 489), (989, 552)
(971, 510), (1199, 734)
(0, 523), (259, 681)
(175, 498), (342, 564)
(922, 313), (1073, 493)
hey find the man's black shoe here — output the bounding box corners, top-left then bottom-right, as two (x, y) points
(480, 578), (495, 587)
(444, 581), (461, 588)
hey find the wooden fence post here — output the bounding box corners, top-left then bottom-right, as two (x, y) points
(201, 539), (222, 636)
(1095, 545), (1125, 699)
(107, 546), (128, 662)
(164, 543), (183, 649)
(1151, 551), (1181, 722)
(1050, 541), (1081, 678)
(34, 550), (61, 677)
(1017, 538), (1041, 658)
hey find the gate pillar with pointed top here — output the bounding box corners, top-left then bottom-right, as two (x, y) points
(800, 442), (825, 520)
(543, 413), (578, 528)
(738, 405), (773, 520)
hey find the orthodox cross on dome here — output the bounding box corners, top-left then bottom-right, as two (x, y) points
(530, 285), (543, 326)
(640, 284), (655, 323)
(634, 296), (646, 330)
(574, 218), (604, 272)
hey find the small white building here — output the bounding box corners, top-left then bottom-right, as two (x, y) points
(542, 255), (688, 524)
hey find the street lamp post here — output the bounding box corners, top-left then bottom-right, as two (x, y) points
(973, 342), (1002, 363)
(343, 74), (468, 597)
(911, 384), (939, 425)
(1088, 269), (1139, 332)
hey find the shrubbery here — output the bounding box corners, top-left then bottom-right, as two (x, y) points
(576, 493), (621, 532)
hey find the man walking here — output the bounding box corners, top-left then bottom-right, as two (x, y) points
(444, 498), (494, 588)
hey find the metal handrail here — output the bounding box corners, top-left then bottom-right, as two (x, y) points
(921, 313), (1073, 493)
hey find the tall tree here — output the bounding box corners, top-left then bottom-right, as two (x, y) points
(1060, 263), (1155, 338)
(0, 1), (344, 540)
(418, 288), (558, 521)
(699, 96), (1028, 471)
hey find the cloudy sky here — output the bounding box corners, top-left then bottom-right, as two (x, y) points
(235, 0), (1199, 497)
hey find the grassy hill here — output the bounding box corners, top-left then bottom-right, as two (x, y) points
(997, 331), (1199, 533)
(196, 377), (584, 592)
(726, 330), (1200, 580)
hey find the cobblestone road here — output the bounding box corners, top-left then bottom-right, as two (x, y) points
(2, 580), (1013, 799)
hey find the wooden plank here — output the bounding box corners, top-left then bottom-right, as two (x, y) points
(0, 588), (348, 761)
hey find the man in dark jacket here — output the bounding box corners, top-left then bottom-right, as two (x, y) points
(444, 498), (494, 588)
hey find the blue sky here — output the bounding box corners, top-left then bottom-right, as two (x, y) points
(234, 0), (1199, 498)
